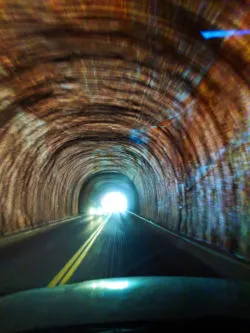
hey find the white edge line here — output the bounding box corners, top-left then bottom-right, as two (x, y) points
(127, 210), (250, 270)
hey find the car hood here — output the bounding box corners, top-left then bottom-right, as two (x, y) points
(1, 276), (250, 332)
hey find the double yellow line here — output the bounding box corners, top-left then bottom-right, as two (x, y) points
(48, 215), (111, 287)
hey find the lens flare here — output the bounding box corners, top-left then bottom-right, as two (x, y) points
(200, 29), (250, 39)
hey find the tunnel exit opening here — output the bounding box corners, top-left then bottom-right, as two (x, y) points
(78, 172), (140, 215)
(88, 191), (128, 215)
(101, 192), (128, 213)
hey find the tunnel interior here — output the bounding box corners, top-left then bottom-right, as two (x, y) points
(78, 172), (140, 215)
(0, 0), (249, 260)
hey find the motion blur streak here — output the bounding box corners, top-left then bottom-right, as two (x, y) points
(0, 0), (249, 261)
(201, 30), (250, 39)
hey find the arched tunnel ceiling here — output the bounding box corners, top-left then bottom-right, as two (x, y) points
(0, 1), (249, 258)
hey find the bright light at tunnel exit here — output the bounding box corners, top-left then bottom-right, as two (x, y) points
(101, 192), (128, 213)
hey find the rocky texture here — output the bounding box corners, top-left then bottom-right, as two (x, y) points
(0, 1), (249, 258)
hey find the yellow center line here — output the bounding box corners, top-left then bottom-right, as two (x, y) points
(59, 221), (106, 285)
(48, 214), (111, 287)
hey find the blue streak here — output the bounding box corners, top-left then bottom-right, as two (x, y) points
(201, 30), (250, 39)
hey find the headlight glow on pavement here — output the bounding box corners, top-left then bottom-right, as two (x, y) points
(89, 207), (96, 215)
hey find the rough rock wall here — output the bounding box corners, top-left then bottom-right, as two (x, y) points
(0, 1), (249, 258)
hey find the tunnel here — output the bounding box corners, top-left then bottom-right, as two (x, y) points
(0, 0), (249, 266)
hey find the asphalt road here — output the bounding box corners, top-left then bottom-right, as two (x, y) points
(0, 213), (220, 295)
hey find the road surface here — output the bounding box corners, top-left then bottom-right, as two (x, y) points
(0, 213), (220, 295)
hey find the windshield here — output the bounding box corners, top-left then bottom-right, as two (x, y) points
(0, 0), (249, 299)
